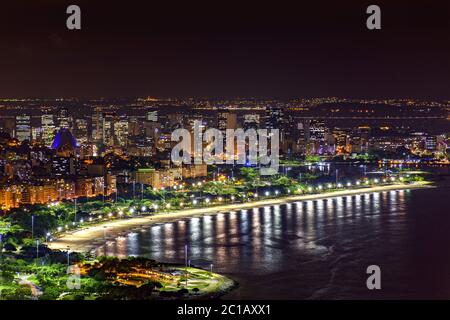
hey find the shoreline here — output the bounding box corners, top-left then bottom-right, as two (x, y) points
(48, 182), (432, 253)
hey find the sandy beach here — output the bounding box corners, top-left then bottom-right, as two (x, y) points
(48, 182), (432, 253)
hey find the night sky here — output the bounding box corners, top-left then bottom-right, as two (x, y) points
(0, 1), (449, 99)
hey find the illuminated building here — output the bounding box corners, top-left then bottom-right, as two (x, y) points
(74, 118), (89, 145)
(56, 107), (72, 130)
(114, 117), (129, 147)
(15, 114), (31, 142)
(51, 129), (78, 157)
(41, 114), (56, 147)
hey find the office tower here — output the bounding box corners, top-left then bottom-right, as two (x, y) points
(74, 118), (89, 145)
(56, 107), (72, 130)
(52, 156), (75, 178)
(146, 108), (158, 122)
(103, 113), (116, 147)
(91, 110), (104, 143)
(15, 114), (31, 142)
(265, 105), (284, 130)
(115, 117), (129, 147)
(31, 127), (43, 142)
(41, 114), (56, 147)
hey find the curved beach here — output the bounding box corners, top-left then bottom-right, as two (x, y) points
(48, 182), (432, 253)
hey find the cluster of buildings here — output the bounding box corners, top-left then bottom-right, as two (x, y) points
(0, 97), (448, 210)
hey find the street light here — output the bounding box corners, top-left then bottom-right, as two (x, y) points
(66, 246), (70, 266)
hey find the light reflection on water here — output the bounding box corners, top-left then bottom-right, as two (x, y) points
(95, 188), (450, 299)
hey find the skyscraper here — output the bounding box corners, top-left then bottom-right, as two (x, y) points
(265, 105), (284, 130)
(15, 114), (31, 142)
(74, 118), (89, 145)
(56, 107), (72, 130)
(41, 114), (56, 147)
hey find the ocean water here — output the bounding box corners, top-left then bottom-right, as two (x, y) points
(96, 186), (450, 299)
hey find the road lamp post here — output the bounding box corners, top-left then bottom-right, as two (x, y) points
(31, 215), (35, 242)
(74, 198), (77, 223)
(36, 239), (39, 262)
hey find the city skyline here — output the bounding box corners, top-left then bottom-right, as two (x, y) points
(0, 1), (450, 306)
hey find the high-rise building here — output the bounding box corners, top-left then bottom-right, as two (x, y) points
(15, 114), (31, 142)
(92, 107), (104, 142)
(146, 108), (158, 122)
(102, 113), (116, 147)
(115, 117), (129, 147)
(56, 107), (72, 130)
(41, 114), (56, 147)
(52, 156), (75, 177)
(74, 118), (89, 145)
(265, 105), (284, 130)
